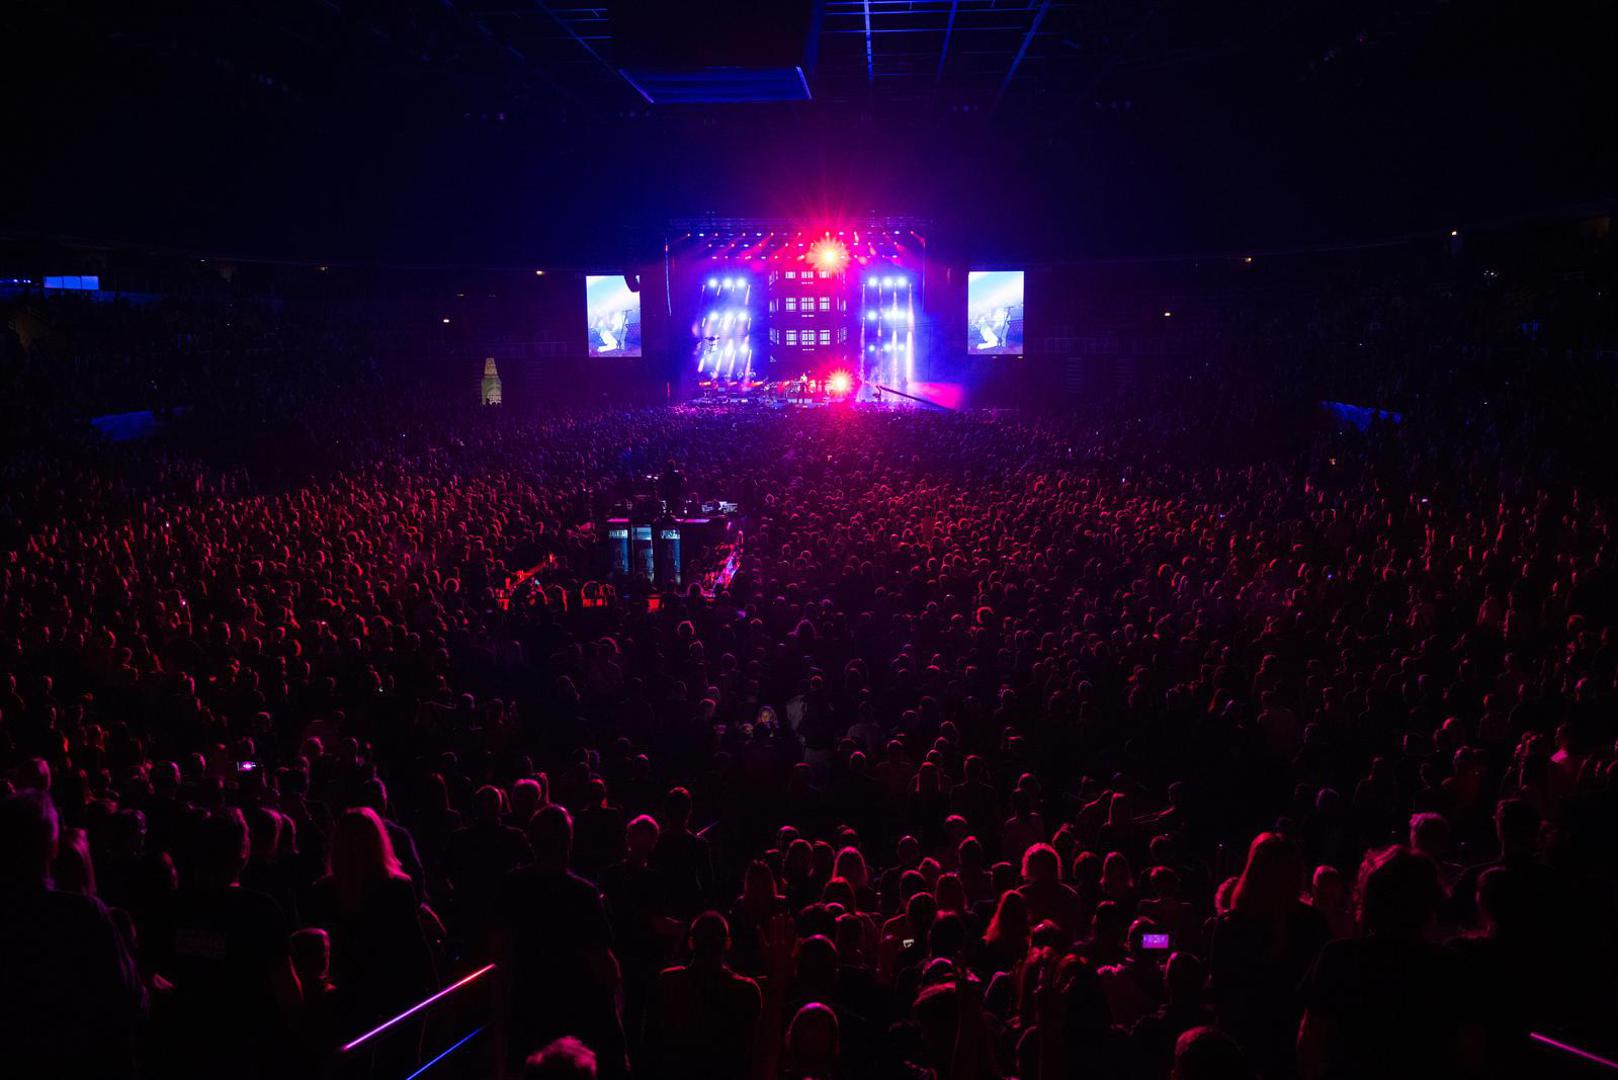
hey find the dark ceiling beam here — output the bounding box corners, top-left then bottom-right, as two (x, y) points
(824, 1), (1075, 15)
(1076, 0), (1162, 104)
(994, 0), (1050, 109)
(825, 0), (961, 9)
(436, 0), (590, 110)
(532, 0), (651, 103)
(803, 0), (824, 74)
(823, 25), (1024, 35)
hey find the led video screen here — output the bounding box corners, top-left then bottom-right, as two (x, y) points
(967, 270), (1024, 355)
(694, 275), (754, 379)
(586, 275), (642, 357)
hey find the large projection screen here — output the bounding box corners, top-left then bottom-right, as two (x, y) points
(586, 275), (642, 357)
(967, 270), (1024, 355)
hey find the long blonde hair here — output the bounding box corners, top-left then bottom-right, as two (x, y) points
(1231, 832), (1304, 923)
(328, 807), (406, 911)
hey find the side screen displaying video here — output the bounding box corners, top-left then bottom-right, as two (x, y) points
(586, 275), (642, 357)
(967, 270), (1024, 355)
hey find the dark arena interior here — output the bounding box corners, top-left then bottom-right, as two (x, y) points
(5, 3), (1618, 1078)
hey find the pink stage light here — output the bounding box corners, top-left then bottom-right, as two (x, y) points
(341, 964), (496, 1054)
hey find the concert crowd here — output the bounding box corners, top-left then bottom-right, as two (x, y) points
(3, 293), (1618, 1080)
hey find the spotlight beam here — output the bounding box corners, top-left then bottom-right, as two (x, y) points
(863, 0), (875, 82)
(936, 0), (959, 81)
(995, 0), (1050, 110)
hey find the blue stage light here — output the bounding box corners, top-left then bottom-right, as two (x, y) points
(708, 278), (718, 288)
(867, 311), (878, 320)
(882, 277), (893, 287)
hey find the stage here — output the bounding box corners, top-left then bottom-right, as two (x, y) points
(667, 217), (933, 398)
(685, 377), (948, 411)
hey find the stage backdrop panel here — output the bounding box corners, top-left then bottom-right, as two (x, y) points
(967, 270), (1024, 356)
(587, 275), (642, 357)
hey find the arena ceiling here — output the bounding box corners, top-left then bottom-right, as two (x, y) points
(4, 1), (1613, 262)
(17, 1), (1480, 117)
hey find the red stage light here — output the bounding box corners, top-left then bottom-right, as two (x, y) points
(827, 370), (853, 396)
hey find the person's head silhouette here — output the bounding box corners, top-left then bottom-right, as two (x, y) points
(0, 789), (58, 886)
(1174, 1025), (1249, 1080)
(1358, 846), (1443, 939)
(524, 1036), (596, 1079)
(528, 804), (573, 872)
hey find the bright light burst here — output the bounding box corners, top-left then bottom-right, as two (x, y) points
(808, 237), (849, 274)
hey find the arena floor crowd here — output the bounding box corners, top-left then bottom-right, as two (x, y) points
(3, 398), (1616, 1079)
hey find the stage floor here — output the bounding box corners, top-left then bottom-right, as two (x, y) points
(687, 377), (952, 410)
(686, 391), (925, 411)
